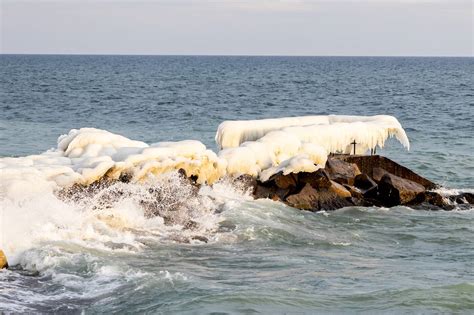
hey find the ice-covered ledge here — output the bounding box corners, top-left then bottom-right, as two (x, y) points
(215, 115), (410, 151)
(216, 115), (410, 180)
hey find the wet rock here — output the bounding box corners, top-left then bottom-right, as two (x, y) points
(254, 172), (300, 201)
(335, 155), (437, 189)
(329, 180), (352, 199)
(235, 174), (258, 193)
(253, 184), (289, 201)
(378, 173), (425, 207)
(178, 168), (200, 185)
(360, 197), (384, 208)
(0, 250), (8, 269)
(270, 172), (298, 190)
(354, 174), (377, 191)
(343, 183), (381, 207)
(461, 193), (474, 204)
(191, 235), (209, 243)
(286, 182), (353, 211)
(372, 167), (388, 182)
(315, 193), (353, 211)
(183, 220), (199, 230)
(353, 174), (378, 199)
(343, 184), (364, 199)
(449, 192), (474, 205)
(253, 155), (442, 211)
(298, 169), (332, 190)
(118, 172), (133, 183)
(286, 183), (320, 210)
(419, 191), (455, 210)
(325, 158), (361, 185)
(56, 177), (117, 203)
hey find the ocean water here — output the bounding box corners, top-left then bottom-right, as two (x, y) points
(0, 55), (473, 313)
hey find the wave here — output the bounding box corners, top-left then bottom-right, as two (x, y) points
(0, 170), (253, 265)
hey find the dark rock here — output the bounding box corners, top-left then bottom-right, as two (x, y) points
(118, 172), (133, 183)
(344, 180), (382, 207)
(286, 182), (353, 211)
(325, 158), (361, 185)
(360, 198), (384, 208)
(191, 235), (209, 243)
(178, 168), (187, 177)
(253, 184), (289, 202)
(285, 183), (318, 210)
(253, 154), (442, 211)
(189, 175), (199, 183)
(449, 192), (474, 205)
(255, 171), (298, 201)
(298, 169), (332, 190)
(353, 174), (379, 199)
(372, 167), (388, 182)
(56, 177), (117, 204)
(343, 184), (363, 199)
(177, 168), (199, 185)
(234, 174), (258, 193)
(421, 191), (455, 210)
(269, 172), (298, 190)
(354, 174), (377, 191)
(335, 155), (437, 189)
(183, 220), (199, 230)
(378, 173), (425, 207)
(461, 193), (474, 204)
(315, 192), (353, 211)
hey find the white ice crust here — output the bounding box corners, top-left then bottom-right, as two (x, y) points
(215, 114), (410, 151)
(0, 128), (227, 198)
(0, 115), (410, 195)
(215, 114), (409, 180)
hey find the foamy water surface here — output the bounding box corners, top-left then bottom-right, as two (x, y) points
(1, 56), (473, 313)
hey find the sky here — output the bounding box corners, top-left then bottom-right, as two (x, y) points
(1, 0), (472, 56)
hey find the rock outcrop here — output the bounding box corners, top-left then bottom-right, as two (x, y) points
(56, 155), (472, 216)
(0, 250), (8, 269)
(377, 173), (426, 207)
(335, 155), (437, 189)
(252, 155), (472, 212)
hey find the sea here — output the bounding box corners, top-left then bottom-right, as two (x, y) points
(0, 55), (473, 313)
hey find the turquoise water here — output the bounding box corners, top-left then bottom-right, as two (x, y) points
(0, 55), (473, 313)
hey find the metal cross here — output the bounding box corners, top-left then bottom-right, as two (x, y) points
(351, 140), (357, 155)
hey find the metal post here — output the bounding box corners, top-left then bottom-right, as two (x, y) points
(351, 140), (357, 155)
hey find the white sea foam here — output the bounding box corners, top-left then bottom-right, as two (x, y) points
(433, 187), (474, 196)
(0, 169), (253, 267)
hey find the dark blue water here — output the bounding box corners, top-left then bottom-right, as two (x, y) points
(0, 55), (473, 313)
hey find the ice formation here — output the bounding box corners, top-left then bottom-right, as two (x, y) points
(259, 154), (323, 182)
(0, 115), (410, 196)
(218, 131), (328, 179)
(0, 128), (226, 198)
(215, 114), (409, 180)
(215, 114), (410, 152)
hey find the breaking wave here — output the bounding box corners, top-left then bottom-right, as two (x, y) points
(0, 171), (255, 266)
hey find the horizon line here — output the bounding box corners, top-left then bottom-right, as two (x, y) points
(1, 53), (472, 58)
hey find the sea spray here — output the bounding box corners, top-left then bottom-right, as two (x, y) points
(0, 171), (253, 268)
